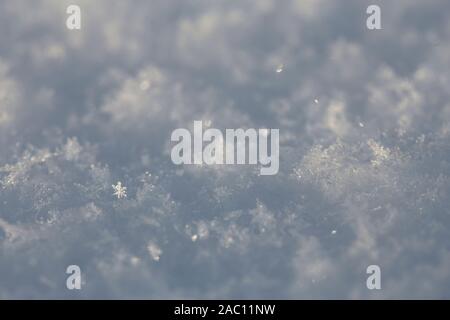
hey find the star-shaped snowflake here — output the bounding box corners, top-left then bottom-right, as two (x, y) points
(112, 181), (127, 199)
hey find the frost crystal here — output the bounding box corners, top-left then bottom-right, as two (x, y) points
(112, 181), (127, 199)
(139, 80), (150, 91)
(368, 139), (390, 166)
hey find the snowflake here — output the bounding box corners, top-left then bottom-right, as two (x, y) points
(112, 181), (127, 199)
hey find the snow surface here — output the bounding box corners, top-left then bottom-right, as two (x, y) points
(1, 0), (450, 298)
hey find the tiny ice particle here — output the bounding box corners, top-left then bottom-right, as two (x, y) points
(276, 64), (284, 73)
(112, 181), (127, 199)
(147, 242), (162, 261)
(359, 122), (365, 128)
(191, 234), (198, 242)
(331, 230), (337, 235)
(314, 99), (319, 104)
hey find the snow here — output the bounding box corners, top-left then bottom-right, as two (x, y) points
(0, 0), (450, 299)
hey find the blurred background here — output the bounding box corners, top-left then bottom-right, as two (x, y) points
(0, 0), (450, 298)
